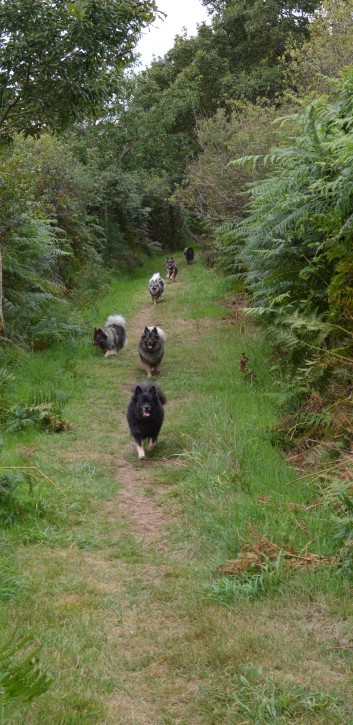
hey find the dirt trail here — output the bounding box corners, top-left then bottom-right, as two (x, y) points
(90, 281), (193, 723)
(109, 298), (175, 548)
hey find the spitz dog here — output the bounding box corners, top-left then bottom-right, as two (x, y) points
(149, 272), (165, 304)
(127, 382), (167, 459)
(138, 326), (166, 377)
(93, 315), (127, 357)
(184, 246), (194, 264)
(166, 257), (177, 281)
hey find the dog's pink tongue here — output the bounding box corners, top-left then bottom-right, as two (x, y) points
(143, 411), (150, 417)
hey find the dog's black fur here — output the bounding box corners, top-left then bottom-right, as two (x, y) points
(166, 257), (178, 281)
(93, 315), (127, 357)
(138, 326), (165, 377)
(184, 247), (194, 264)
(127, 382), (167, 459)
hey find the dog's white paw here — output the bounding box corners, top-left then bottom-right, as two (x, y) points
(135, 443), (145, 460)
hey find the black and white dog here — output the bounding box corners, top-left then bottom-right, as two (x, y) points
(149, 272), (165, 304)
(127, 382), (167, 460)
(166, 257), (178, 281)
(93, 315), (127, 357)
(184, 247), (194, 264)
(138, 326), (166, 378)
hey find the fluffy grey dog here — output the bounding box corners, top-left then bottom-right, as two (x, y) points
(93, 315), (127, 357)
(138, 326), (166, 377)
(149, 272), (165, 304)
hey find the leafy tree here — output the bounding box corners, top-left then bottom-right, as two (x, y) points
(197, 0), (320, 103)
(0, 0), (157, 140)
(284, 0), (353, 96)
(176, 101), (292, 225)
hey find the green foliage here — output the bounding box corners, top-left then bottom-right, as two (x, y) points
(0, 135), (108, 340)
(84, 0), (318, 252)
(202, 663), (340, 722)
(0, 633), (51, 705)
(0, 472), (33, 525)
(217, 69), (353, 386)
(177, 101), (293, 225)
(0, 0), (157, 140)
(333, 489), (353, 573)
(205, 555), (286, 605)
(0, 551), (24, 600)
(213, 68), (353, 453)
(67, 119), (190, 254)
(5, 389), (69, 434)
(0, 140), (69, 340)
(284, 0), (353, 97)
(0, 350), (69, 438)
(200, 0), (318, 102)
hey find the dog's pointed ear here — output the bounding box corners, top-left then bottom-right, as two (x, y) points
(149, 385), (156, 397)
(143, 326), (149, 334)
(134, 385), (142, 397)
(152, 326), (157, 333)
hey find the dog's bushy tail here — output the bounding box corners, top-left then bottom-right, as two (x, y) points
(106, 314), (126, 328)
(150, 272), (161, 283)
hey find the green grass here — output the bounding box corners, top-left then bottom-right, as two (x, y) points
(0, 253), (352, 723)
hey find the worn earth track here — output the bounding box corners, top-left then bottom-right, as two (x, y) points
(92, 281), (199, 723)
(110, 300), (175, 549)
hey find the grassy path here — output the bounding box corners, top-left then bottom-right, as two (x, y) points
(1, 255), (352, 723)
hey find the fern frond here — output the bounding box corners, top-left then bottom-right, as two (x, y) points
(0, 633), (51, 705)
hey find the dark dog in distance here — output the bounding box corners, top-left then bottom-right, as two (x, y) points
(138, 326), (166, 377)
(184, 247), (194, 264)
(93, 315), (127, 357)
(149, 272), (165, 304)
(127, 382), (166, 459)
(166, 257), (177, 281)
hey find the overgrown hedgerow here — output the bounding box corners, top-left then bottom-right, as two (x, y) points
(215, 67), (353, 454)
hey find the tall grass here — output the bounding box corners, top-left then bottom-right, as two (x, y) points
(0, 253), (352, 723)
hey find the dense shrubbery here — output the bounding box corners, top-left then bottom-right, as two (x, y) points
(0, 136), (100, 343)
(215, 69), (353, 451)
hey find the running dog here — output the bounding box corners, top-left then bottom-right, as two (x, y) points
(127, 382), (167, 460)
(149, 272), (165, 304)
(165, 257), (178, 281)
(138, 326), (166, 377)
(93, 315), (127, 357)
(184, 247), (194, 264)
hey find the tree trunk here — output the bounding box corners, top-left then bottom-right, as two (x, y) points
(0, 249), (4, 335)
